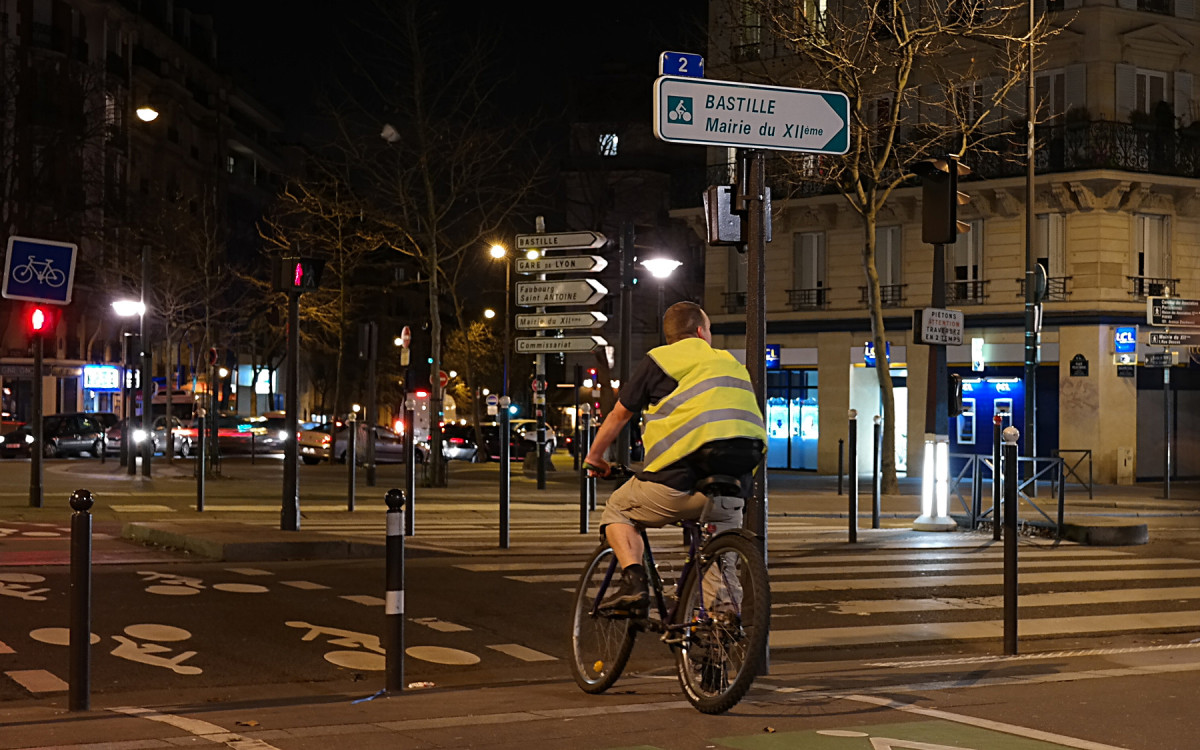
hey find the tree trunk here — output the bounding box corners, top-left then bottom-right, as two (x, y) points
(862, 214), (900, 494)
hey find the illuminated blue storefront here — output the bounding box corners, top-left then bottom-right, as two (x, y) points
(765, 369), (819, 471)
(948, 366), (1059, 459)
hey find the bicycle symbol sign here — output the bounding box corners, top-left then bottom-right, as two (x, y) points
(2, 235), (77, 304)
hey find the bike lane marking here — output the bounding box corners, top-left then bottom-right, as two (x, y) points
(5, 669), (67, 693)
(704, 718), (1121, 749)
(109, 706), (283, 750)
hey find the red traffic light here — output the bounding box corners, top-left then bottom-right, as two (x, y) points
(28, 305), (58, 336)
(31, 308), (46, 331)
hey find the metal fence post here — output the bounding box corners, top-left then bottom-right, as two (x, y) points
(347, 414), (357, 512)
(872, 415), (882, 529)
(1003, 426), (1020, 656)
(385, 488), (406, 693)
(69, 489), (94, 711)
(848, 410), (858, 544)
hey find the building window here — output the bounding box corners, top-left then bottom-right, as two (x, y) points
(949, 219), (985, 302)
(1136, 213), (1169, 278)
(1135, 68), (1168, 113)
(954, 81), (984, 124)
(1036, 213), (1066, 277)
(1036, 69), (1066, 121)
(226, 155), (235, 174)
(727, 247), (747, 294)
(597, 133), (618, 157)
(792, 231), (825, 290)
(877, 225), (902, 286)
(735, 1), (762, 61)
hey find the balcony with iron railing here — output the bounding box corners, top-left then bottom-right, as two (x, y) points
(1017, 276), (1071, 302)
(1128, 276), (1178, 299)
(859, 284), (907, 308)
(946, 280), (988, 305)
(723, 291), (747, 314)
(787, 288), (829, 310)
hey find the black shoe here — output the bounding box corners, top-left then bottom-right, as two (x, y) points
(599, 567), (648, 616)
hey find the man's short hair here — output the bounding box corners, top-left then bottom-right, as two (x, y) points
(663, 301), (708, 344)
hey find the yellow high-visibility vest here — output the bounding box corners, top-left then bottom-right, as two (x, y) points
(641, 337), (766, 473)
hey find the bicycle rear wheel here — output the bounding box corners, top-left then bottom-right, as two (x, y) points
(569, 545), (637, 693)
(673, 532), (770, 714)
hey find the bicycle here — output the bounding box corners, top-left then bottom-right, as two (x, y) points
(11, 256), (66, 287)
(569, 462), (770, 714)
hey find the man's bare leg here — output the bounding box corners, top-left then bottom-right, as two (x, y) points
(605, 523), (644, 569)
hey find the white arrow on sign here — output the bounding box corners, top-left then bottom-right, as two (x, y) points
(516, 255), (608, 275)
(515, 231), (607, 250)
(653, 76), (849, 154)
(515, 336), (607, 354)
(516, 279), (608, 307)
(516, 311), (608, 330)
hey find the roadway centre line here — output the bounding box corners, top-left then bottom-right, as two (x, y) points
(108, 706), (283, 750)
(775, 585), (1200, 615)
(844, 694), (1133, 750)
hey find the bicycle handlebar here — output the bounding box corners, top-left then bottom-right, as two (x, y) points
(584, 462), (636, 480)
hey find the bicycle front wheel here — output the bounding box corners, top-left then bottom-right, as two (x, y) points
(569, 545), (637, 693)
(674, 532), (770, 714)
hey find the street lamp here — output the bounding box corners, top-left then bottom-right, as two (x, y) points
(483, 308), (496, 319)
(639, 257), (682, 345)
(488, 244), (512, 398)
(135, 105), (159, 123)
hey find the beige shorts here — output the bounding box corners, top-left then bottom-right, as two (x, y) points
(600, 477), (743, 534)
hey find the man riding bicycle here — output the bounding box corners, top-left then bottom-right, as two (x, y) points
(585, 301), (766, 615)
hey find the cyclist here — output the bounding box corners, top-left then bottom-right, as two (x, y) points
(585, 301), (766, 614)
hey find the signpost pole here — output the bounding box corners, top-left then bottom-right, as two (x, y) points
(927, 243), (949, 440)
(617, 222), (634, 466)
(1164, 364), (1171, 500)
(140, 244), (152, 479)
(281, 291), (300, 531)
(499, 396), (510, 548)
(29, 334), (43, 508)
(365, 322), (378, 488)
(534, 219), (547, 490)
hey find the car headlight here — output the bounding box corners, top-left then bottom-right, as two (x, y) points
(133, 429), (147, 443)
(24, 434), (34, 444)
(278, 430), (288, 441)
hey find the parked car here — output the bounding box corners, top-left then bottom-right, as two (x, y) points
(2, 414), (107, 458)
(511, 419), (557, 453)
(299, 423), (428, 465)
(441, 423), (480, 462)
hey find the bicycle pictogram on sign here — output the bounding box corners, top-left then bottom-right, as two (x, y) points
(2, 235), (78, 304)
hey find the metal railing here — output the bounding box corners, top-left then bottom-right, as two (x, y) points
(787, 287), (828, 310)
(946, 280), (988, 304)
(950, 453), (1066, 537)
(1053, 449), (1093, 499)
(723, 291), (747, 314)
(1018, 276), (1071, 301)
(1129, 275), (1178, 299)
(859, 284), (906, 307)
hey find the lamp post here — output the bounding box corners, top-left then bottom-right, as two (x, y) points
(488, 244), (511, 398)
(112, 298), (146, 476)
(489, 243), (513, 543)
(639, 257), (682, 346)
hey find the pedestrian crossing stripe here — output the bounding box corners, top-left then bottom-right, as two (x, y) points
(5, 669), (67, 693)
(773, 567), (1200, 593)
(776, 586), (1200, 615)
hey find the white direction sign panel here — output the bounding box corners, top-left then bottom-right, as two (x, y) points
(515, 336), (607, 354)
(516, 311), (608, 330)
(916, 308), (965, 345)
(654, 76), (849, 154)
(516, 255), (608, 275)
(516, 279), (607, 307)
(515, 231), (606, 251)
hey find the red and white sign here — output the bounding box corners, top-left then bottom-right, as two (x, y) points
(399, 325), (411, 348)
(438, 370), (449, 388)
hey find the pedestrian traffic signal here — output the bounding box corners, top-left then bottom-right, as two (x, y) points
(915, 157), (971, 245)
(27, 305), (58, 337)
(272, 256), (324, 292)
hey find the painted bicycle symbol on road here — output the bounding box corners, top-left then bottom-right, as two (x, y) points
(11, 256), (66, 287)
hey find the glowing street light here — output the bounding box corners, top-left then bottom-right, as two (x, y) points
(483, 308), (496, 319)
(135, 106), (159, 123)
(111, 299), (146, 317)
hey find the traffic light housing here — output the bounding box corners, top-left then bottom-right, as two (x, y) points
(916, 157), (971, 245)
(27, 304), (59, 338)
(949, 373), (964, 418)
(272, 256), (324, 292)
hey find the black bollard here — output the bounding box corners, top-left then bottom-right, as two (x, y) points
(872, 415), (882, 529)
(385, 488), (406, 692)
(847, 410), (858, 543)
(837, 438), (844, 495)
(992, 415), (1002, 541)
(69, 489), (93, 711)
(499, 397), (511, 548)
(579, 410), (590, 534)
(250, 431), (256, 465)
(1003, 426), (1020, 655)
(196, 414), (206, 513)
(347, 417), (357, 512)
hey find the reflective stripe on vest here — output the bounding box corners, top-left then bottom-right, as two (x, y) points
(642, 338), (766, 473)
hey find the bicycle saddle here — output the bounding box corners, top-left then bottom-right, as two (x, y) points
(693, 474), (742, 497)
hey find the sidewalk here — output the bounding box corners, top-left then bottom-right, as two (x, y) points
(4, 457), (1197, 561)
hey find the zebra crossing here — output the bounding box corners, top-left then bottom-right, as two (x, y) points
(249, 514), (1200, 652)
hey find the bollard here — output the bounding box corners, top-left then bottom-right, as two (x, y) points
(499, 396), (511, 548)
(250, 432), (256, 465)
(196, 413), (206, 513)
(847, 410), (858, 543)
(69, 489), (93, 711)
(578, 410), (590, 534)
(347, 415), (358, 513)
(837, 438), (844, 495)
(1002, 426), (1020, 656)
(992, 415), (1002, 541)
(871, 415), (882, 530)
(385, 488), (406, 692)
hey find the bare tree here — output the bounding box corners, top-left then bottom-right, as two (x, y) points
(717, 0), (1055, 491)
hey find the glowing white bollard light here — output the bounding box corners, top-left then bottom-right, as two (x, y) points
(914, 433), (957, 531)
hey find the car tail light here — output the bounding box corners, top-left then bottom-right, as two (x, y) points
(321, 435), (331, 445)
(449, 437), (464, 445)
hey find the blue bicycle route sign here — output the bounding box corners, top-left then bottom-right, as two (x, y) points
(2, 235), (78, 305)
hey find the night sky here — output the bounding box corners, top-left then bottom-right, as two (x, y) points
(196, 1), (707, 133)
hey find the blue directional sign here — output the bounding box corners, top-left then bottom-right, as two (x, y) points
(660, 51), (704, 78)
(2, 235), (78, 305)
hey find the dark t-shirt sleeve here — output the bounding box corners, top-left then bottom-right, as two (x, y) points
(619, 356), (676, 413)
